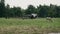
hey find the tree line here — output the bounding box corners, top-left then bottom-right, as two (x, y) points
(0, 0), (60, 18)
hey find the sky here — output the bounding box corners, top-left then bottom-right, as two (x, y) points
(5, 0), (60, 9)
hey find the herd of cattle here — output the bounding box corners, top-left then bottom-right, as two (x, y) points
(5, 13), (53, 22)
(22, 13), (53, 22)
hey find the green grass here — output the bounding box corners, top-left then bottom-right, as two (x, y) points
(0, 18), (60, 34)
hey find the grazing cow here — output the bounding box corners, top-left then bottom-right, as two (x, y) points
(22, 13), (37, 19)
(30, 13), (37, 19)
(46, 17), (53, 22)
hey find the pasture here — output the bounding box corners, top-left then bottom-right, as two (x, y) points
(0, 18), (60, 34)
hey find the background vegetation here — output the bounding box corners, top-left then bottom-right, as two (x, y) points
(0, 0), (60, 18)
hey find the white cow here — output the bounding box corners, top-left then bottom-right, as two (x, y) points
(31, 14), (37, 17)
(31, 13), (37, 19)
(46, 17), (53, 22)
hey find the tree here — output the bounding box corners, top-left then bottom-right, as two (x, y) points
(9, 7), (22, 17)
(25, 5), (36, 14)
(47, 4), (58, 17)
(5, 4), (10, 18)
(55, 6), (60, 17)
(0, 0), (5, 17)
(37, 5), (49, 17)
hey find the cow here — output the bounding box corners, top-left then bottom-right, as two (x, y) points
(30, 13), (37, 19)
(46, 17), (53, 22)
(22, 13), (37, 19)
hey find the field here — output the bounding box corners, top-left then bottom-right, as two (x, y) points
(0, 18), (60, 34)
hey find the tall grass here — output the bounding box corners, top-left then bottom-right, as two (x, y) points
(0, 18), (60, 34)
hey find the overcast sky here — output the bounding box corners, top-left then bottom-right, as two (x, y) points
(5, 0), (60, 9)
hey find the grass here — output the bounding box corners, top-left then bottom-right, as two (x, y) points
(0, 18), (60, 34)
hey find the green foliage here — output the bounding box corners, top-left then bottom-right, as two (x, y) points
(10, 7), (22, 17)
(0, 0), (60, 18)
(37, 5), (49, 17)
(25, 5), (36, 14)
(0, 0), (5, 17)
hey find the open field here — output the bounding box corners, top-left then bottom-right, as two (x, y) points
(0, 18), (60, 34)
